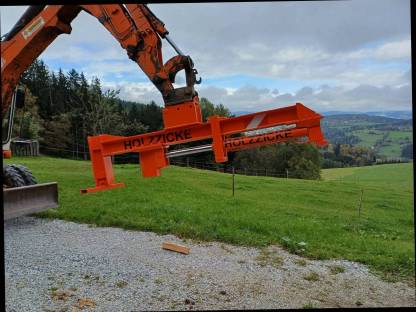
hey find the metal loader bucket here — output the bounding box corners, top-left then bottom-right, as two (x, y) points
(3, 182), (58, 220)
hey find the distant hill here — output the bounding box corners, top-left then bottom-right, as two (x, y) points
(234, 110), (412, 120)
(323, 110), (412, 120)
(321, 114), (412, 158)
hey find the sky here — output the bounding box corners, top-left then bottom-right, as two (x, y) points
(0, 1), (412, 113)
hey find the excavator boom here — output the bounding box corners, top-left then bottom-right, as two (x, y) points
(1, 4), (200, 115)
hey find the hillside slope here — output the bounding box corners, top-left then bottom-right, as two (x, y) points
(322, 114), (412, 158)
(5, 157), (414, 280)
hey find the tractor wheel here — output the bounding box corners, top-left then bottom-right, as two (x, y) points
(10, 164), (37, 185)
(3, 165), (26, 188)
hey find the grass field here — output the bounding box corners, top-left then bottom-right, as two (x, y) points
(350, 129), (412, 158)
(323, 114), (412, 158)
(378, 130), (412, 157)
(5, 157), (414, 281)
(351, 129), (385, 147)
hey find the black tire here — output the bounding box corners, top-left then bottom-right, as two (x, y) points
(3, 165), (26, 188)
(10, 164), (37, 185)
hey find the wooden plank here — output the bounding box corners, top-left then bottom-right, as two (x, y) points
(162, 242), (190, 255)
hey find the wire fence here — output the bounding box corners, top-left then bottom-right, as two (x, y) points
(33, 145), (304, 179)
(169, 159), (297, 179)
(25, 144), (412, 180)
(39, 146), (89, 160)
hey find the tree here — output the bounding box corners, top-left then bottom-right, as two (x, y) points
(119, 122), (149, 137)
(401, 144), (413, 159)
(12, 87), (44, 140)
(200, 97), (215, 121)
(84, 80), (124, 136)
(199, 97), (231, 121)
(119, 102), (149, 136)
(232, 142), (322, 179)
(20, 59), (52, 119)
(40, 113), (72, 157)
(334, 143), (341, 157)
(139, 101), (163, 131)
(213, 103), (231, 117)
(274, 142), (321, 179)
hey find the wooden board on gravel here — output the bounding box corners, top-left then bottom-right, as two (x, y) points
(162, 242), (190, 255)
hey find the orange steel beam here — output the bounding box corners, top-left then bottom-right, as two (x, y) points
(81, 103), (328, 194)
(224, 128), (309, 152)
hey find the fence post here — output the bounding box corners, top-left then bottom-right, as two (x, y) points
(232, 166), (235, 197)
(358, 189), (364, 217)
(286, 169), (289, 179)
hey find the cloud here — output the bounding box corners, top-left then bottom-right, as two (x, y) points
(348, 39), (411, 60)
(0, 2), (411, 113)
(44, 44), (126, 63)
(80, 61), (142, 80)
(374, 39), (411, 59)
(151, 0), (410, 54)
(296, 87), (315, 98)
(103, 79), (410, 114)
(198, 83), (412, 113)
(2, 3), (410, 80)
(101, 81), (162, 104)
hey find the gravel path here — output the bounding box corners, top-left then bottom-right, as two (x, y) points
(5, 217), (415, 311)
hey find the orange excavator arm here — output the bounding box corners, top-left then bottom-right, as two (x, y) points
(1, 4), (200, 116)
(1, 4), (328, 194)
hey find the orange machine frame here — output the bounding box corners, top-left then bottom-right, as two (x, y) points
(82, 102), (327, 193)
